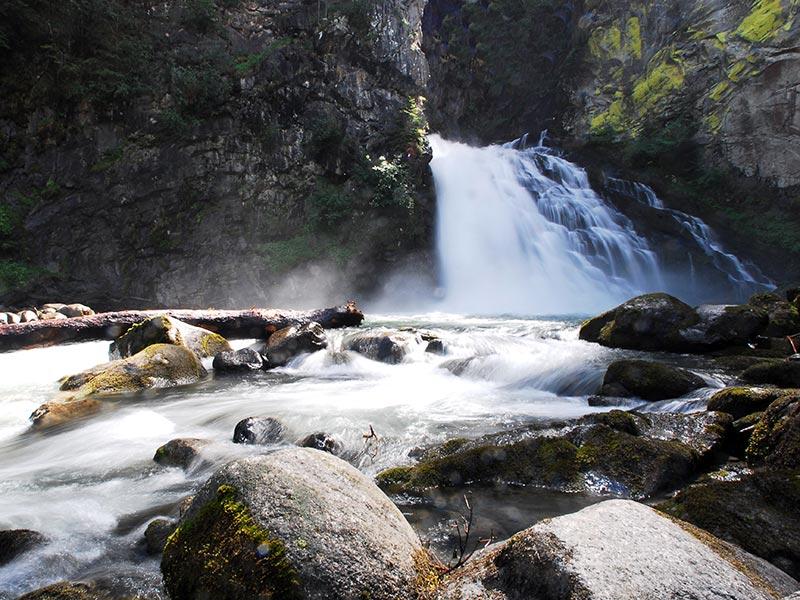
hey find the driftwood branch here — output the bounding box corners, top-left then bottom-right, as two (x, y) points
(0, 302), (364, 352)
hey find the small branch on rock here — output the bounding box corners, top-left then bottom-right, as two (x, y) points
(446, 494), (492, 573)
(362, 424), (380, 461)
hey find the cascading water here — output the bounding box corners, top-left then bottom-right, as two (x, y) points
(430, 134), (662, 315)
(430, 134), (772, 314)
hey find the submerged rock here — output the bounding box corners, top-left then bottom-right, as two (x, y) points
(30, 344), (206, 429)
(232, 416), (286, 445)
(343, 330), (418, 364)
(161, 448), (439, 600)
(658, 469), (800, 580)
(437, 500), (795, 600)
(260, 321), (327, 367)
(0, 529), (46, 566)
(598, 359), (706, 400)
(212, 348), (264, 373)
(109, 315), (231, 360)
(153, 438), (211, 470)
(377, 411), (730, 499)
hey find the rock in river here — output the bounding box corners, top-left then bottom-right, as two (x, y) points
(260, 321), (327, 367)
(232, 416), (286, 445)
(343, 330), (418, 364)
(436, 499), (797, 599)
(0, 529), (46, 566)
(161, 448), (439, 600)
(598, 359), (707, 401)
(109, 315), (231, 360)
(212, 348), (264, 373)
(153, 438), (211, 470)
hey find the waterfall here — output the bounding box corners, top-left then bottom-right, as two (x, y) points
(429, 134), (772, 315)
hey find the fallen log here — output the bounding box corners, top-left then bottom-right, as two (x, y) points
(0, 302), (364, 353)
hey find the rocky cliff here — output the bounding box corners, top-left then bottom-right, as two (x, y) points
(2, 0), (800, 307)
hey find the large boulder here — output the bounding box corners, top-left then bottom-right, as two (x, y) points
(232, 416), (286, 445)
(0, 529), (46, 566)
(681, 303), (770, 349)
(153, 438), (211, 470)
(747, 392), (800, 468)
(212, 348), (264, 373)
(749, 293), (800, 338)
(259, 322), (327, 367)
(343, 330), (419, 364)
(109, 315), (231, 360)
(436, 500), (796, 600)
(579, 293), (699, 351)
(708, 387), (787, 420)
(658, 469), (800, 580)
(598, 359), (706, 400)
(30, 344), (206, 429)
(741, 360), (800, 388)
(377, 411), (731, 499)
(16, 582), (113, 600)
(161, 448), (439, 600)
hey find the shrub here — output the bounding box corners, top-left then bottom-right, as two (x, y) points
(182, 0), (217, 33)
(307, 181), (353, 230)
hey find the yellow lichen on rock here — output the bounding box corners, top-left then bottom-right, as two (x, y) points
(632, 54), (685, 115)
(736, 0), (786, 43)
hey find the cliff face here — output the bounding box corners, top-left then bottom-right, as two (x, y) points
(0, 0), (432, 309)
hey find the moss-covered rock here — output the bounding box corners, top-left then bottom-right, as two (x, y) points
(707, 386), (786, 420)
(579, 293), (699, 351)
(657, 469), (800, 579)
(30, 344), (206, 429)
(747, 392), (800, 468)
(741, 360), (800, 388)
(749, 292), (800, 337)
(109, 315), (231, 360)
(260, 321), (327, 367)
(162, 448), (439, 600)
(598, 359), (706, 400)
(16, 582), (114, 600)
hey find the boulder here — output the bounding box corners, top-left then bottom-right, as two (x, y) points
(144, 518), (177, 555)
(681, 303), (770, 349)
(578, 293), (699, 351)
(161, 449), (439, 600)
(0, 529), (46, 566)
(344, 330), (418, 364)
(741, 360), (800, 388)
(30, 344), (206, 429)
(747, 392), (800, 468)
(298, 431), (343, 455)
(57, 303), (95, 318)
(707, 387), (786, 420)
(598, 359), (707, 401)
(16, 582), (114, 600)
(437, 500), (796, 600)
(377, 411), (731, 499)
(153, 438), (210, 470)
(212, 348), (264, 373)
(658, 469), (800, 580)
(260, 321), (327, 367)
(233, 416), (286, 445)
(109, 315), (231, 360)
(19, 310), (38, 322)
(749, 293), (800, 337)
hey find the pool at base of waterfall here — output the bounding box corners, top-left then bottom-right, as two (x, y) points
(0, 314), (726, 598)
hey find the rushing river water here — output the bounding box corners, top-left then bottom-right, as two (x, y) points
(0, 314), (727, 598)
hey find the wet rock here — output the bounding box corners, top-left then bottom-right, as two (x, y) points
(161, 448), (439, 600)
(741, 360), (800, 388)
(658, 469), (800, 580)
(16, 581), (113, 600)
(749, 293), (800, 337)
(232, 416), (286, 445)
(0, 529), (46, 566)
(681, 303), (770, 349)
(109, 315), (231, 360)
(260, 321), (327, 367)
(439, 357), (477, 376)
(153, 438), (210, 470)
(708, 386), (786, 420)
(598, 359), (706, 401)
(425, 339), (446, 355)
(30, 344), (206, 429)
(212, 348), (264, 373)
(377, 410), (730, 499)
(298, 431), (343, 455)
(437, 499), (794, 600)
(57, 304), (95, 318)
(579, 293), (699, 351)
(344, 330), (417, 364)
(747, 392), (800, 469)
(144, 518), (177, 555)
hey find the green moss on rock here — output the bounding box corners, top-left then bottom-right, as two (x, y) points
(746, 392), (800, 468)
(598, 359), (706, 401)
(162, 484), (302, 600)
(707, 387), (785, 420)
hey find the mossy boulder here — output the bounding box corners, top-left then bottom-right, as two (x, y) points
(30, 344), (206, 429)
(579, 293), (699, 351)
(749, 293), (800, 337)
(437, 500), (794, 600)
(0, 529), (46, 566)
(747, 392), (800, 468)
(741, 360), (800, 388)
(16, 582), (115, 600)
(260, 321), (327, 367)
(144, 518), (177, 555)
(109, 315), (231, 360)
(377, 411), (730, 499)
(598, 359), (706, 400)
(658, 469), (800, 579)
(161, 448), (439, 600)
(153, 438), (210, 470)
(707, 386), (786, 420)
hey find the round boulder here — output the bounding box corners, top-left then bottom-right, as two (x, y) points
(598, 359), (707, 401)
(262, 322), (327, 367)
(232, 416), (286, 445)
(161, 448), (437, 600)
(153, 438), (210, 470)
(213, 348), (264, 373)
(298, 431), (343, 455)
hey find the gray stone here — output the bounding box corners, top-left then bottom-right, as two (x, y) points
(262, 321), (327, 367)
(232, 416), (285, 445)
(212, 348), (264, 373)
(153, 438), (210, 470)
(0, 529), (46, 566)
(344, 330), (419, 364)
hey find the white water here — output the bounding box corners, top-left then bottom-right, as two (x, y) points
(430, 134), (770, 314)
(0, 316), (725, 597)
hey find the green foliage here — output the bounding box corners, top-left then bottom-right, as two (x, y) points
(173, 63), (232, 117)
(307, 181), (353, 230)
(0, 260), (39, 292)
(233, 38), (292, 76)
(90, 146), (124, 173)
(360, 154), (414, 210)
(306, 113), (346, 159)
(181, 0), (218, 33)
(259, 233), (355, 274)
(623, 118), (698, 172)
